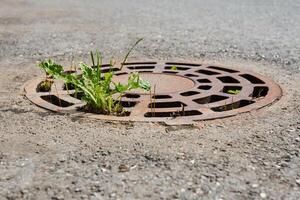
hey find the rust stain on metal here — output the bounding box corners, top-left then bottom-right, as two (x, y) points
(23, 61), (282, 125)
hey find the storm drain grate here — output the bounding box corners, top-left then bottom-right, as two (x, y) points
(24, 61), (282, 125)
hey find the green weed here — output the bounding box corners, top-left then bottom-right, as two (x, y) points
(38, 79), (53, 92)
(38, 41), (150, 115)
(227, 89), (241, 95)
(170, 65), (178, 71)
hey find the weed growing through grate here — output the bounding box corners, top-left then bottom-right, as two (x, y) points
(38, 39), (151, 115)
(38, 79), (53, 92)
(227, 89), (241, 95)
(37, 64), (54, 92)
(170, 65), (178, 71)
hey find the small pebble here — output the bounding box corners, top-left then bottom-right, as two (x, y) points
(118, 164), (129, 172)
(287, 128), (296, 132)
(260, 192), (267, 199)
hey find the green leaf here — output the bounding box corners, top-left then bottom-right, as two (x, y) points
(114, 82), (128, 93)
(227, 89), (241, 94)
(170, 65), (177, 71)
(139, 79), (151, 91)
(90, 51), (95, 67)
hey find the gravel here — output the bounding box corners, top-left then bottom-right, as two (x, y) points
(0, 0), (300, 199)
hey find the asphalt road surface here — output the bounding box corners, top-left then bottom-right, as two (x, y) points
(0, 0), (299, 199)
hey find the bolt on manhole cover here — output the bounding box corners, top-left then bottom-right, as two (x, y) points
(24, 61), (282, 125)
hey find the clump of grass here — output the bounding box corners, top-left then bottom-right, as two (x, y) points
(38, 40), (150, 115)
(38, 79), (53, 92)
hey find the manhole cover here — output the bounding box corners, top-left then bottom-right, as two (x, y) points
(24, 61), (282, 125)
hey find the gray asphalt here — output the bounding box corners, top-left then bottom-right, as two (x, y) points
(0, 0), (300, 200)
(1, 0), (299, 71)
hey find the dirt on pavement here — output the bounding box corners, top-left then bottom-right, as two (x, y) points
(0, 0), (300, 199)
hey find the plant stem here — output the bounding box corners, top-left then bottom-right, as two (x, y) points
(120, 38), (143, 70)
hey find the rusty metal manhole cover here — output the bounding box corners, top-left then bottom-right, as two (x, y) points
(24, 61), (282, 125)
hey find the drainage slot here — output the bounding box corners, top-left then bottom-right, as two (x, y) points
(64, 70), (76, 74)
(144, 112), (173, 118)
(165, 66), (190, 70)
(193, 95), (228, 104)
(64, 83), (76, 90)
(211, 100), (255, 112)
(162, 71), (178, 74)
(144, 110), (202, 118)
(122, 62), (157, 65)
(119, 101), (137, 108)
(115, 72), (128, 76)
(165, 62), (201, 67)
(92, 64), (111, 68)
(152, 95), (172, 99)
(120, 111), (131, 116)
(197, 79), (211, 83)
(135, 70), (153, 73)
(127, 66), (155, 70)
(222, 86), (242, 95)
(41, 95), (74, 107)
(240, 74), (265, 84)
(198, 85), (212, 90)
(185, 74), (198, 77)
(180, 91), (200, 96)
(217, 76), (240, 83)
(251, 86), (269, 98)
(123, 93), (140, 99)
(71, 92), (84, 100)
(148, 101), (186, 108)
(196, 69), (220, 75)
(182, 110), (202, 116)
(208, 66), (239, 73)
(101, 68), (120, 73)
